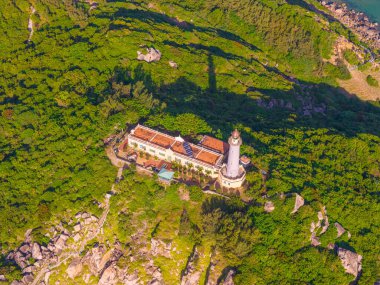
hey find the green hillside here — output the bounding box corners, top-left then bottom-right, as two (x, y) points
(1, 0), (380, 284)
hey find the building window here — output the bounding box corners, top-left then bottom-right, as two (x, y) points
(175, 158), (181, 163)
(139, 144), (146, 150)
(159, 152), (165, 157)
(149, 149), (156, 153)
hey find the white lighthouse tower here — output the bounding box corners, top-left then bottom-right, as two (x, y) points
(226, 129), (242, 178)
(218, 129), (246, 188)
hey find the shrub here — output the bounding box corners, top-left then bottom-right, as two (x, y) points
(366, 75), (379, 87)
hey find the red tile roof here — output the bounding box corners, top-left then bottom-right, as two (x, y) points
(129, 125), (224, 167)
(199, 135), (229, 154)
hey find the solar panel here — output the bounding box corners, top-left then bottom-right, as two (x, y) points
(183, 142), (193, 157)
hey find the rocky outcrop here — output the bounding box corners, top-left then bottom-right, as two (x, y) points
(257, 96), (326, 117)
(27, 6), (36, 42)
(264, 201), (275, 213)
(291, 194), (304, 214)
(146, 261), (164, 285)
(319, 1), (380, 50)
(137, 48), (162, 63)
(309, 206), (329, 246)
(181, 247), (201, 285)
(337, 248), (362, 277)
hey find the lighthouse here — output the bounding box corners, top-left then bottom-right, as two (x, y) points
(218, 129), (246, 189)
(226, 129), (242, 178)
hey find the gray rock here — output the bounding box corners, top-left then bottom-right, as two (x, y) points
(74, 223), (82, 232)
(32, 243), (43, 260)
(22, 265), (36, 274)
(98, 265), (118, 285)
(22, 273), (34, 284)
(169, 60), (178, 68)
(73, 233), (81, 242)
(19, 244), (30, 254)
(291, 194), (304, 214)
(264, 201), (275, 213)
(310, 233), (321, 246)
(334, 223), (346, 238)
(137, 48), (162, 63)
(337, 247), (362, 277)
(67, 257), (83, 279)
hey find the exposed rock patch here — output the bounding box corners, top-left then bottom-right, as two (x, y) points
(137, 48), (162, 63)
(264, 201), (275, 213)
(291, 194), (304, 214)
(337, 247), (362, 277)
(334, 222), (346, 238)
(181, 247), (201, 285)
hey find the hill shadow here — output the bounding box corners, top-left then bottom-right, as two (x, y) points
(155, 75), (380, 140)
(95, 7), (261, 52)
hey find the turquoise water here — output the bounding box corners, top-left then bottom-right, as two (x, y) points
(335, 0), (380, 22)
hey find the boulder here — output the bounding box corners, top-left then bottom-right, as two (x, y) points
(84, 217), (93, 225)
(291, 194), (304, 214)
(19, 244), (30, 254)
(83, 244), (107, 274)
(137, 48), (162, 63)
(310, 233), (321, 247)
(264, 201), (275, 213)
(122, 271), (140, 285)
(82, 212), (91, 219)
(168, 60), (178, 68)
(74, 223), (82, 232)
(22, 273), (34, 284)
(73, 233), (81, 242)
(54, 235), (68, 251)
(10, 281), (24, 285)
(337, 248), (362, 277)
(334, 223), (346, 238)
(67, 258), (83, 279)
(14, 251), (27, 269)
(22, 265), (36, 274)
(32, 243), (43, 260)
(0, 275), (6, 282)
(98, 265), (118, 285)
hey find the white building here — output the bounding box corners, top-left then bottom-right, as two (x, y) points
(127, 124), (246, 188)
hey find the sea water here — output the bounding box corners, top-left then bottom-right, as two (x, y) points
(334, 0), (380, 23)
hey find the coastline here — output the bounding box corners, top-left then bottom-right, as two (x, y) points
(317, 1), (380, 51)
